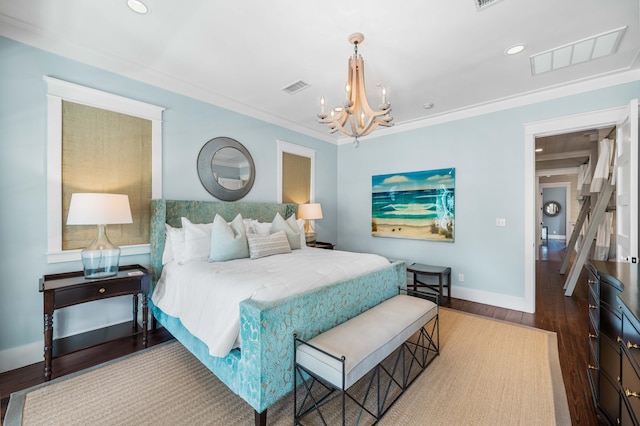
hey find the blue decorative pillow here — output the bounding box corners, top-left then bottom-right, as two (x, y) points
(247, 230), (292, 259)
(270, 212), (301, 249)
(209, 214), (249, 262)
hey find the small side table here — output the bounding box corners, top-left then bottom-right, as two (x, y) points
(406, 263), (451, 305)
(309, 241), (334, 250)
(39, 264), (150, 381)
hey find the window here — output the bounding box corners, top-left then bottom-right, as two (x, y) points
(277, 140), (316, 205)
(45, 77), (164, 263)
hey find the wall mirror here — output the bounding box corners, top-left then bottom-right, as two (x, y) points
(543, 201), (561, 217)
(197, 137), (255, 201)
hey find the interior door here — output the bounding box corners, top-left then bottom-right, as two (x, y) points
(615, 99), (639, 263)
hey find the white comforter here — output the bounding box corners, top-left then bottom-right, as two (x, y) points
(152, 248), (390, 357)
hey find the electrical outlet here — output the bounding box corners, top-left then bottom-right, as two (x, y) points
(458, 273), (464, 282)
(496, 218), (506, 227)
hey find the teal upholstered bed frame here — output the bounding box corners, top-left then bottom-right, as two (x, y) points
(149, 199), (406, 424)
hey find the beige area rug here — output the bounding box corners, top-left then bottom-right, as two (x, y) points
(5, 309), (571, 426)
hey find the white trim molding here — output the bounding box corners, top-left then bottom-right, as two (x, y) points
(339, 69), (640, 145)
(452, 285), (530, 313)
(0, 341), (42, 374)
(524, 105), (627, 313)
(44, 76), (165, 263)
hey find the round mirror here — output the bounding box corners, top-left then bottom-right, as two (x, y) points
(543, 201), (561, 217)
(197, 137), (255, 201)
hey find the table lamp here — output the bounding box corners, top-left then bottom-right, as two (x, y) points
(297, 203), (323, 244)
(66, 193), (133, 279)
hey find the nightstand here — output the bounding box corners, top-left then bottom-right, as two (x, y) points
(310, 241), (334, 250)
(39, 264), (150, 380)
(406, 263), (451, 305)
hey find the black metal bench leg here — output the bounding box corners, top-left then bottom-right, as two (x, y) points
(255, 408), (267, 426)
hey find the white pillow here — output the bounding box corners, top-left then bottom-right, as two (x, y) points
(270, 212), (301, 250)
(209, 214), (249, 262)
(286, 214), (305, 250)
(181, 217), (214, 263)
(249, 220), (272, 236)
(243, 218), (254, 234)
(295, 218), (307, 249)
(247, 230), (292, 259)
(162, 224), (185, 265)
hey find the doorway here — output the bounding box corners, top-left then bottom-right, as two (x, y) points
(523, 105), (631, 313)
(541, 185), (568, 241)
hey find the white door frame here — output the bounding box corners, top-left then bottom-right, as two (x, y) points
(615, 99), (639, 263)
(524, 105), (627, 313)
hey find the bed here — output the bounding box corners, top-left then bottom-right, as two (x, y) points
(148, 199), (406, 425)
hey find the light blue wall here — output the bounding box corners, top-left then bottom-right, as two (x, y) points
(2, 33), (639, 370)
(0, 36), (336, 364)
(337, 81), (640, 303)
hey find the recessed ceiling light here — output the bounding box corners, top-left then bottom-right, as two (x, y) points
(423, 103), (434, 110)
(505, 44), (526, 55)
(127, 0), (149, 14)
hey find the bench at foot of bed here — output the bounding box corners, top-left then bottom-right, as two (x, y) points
(293, 294), (439, 425)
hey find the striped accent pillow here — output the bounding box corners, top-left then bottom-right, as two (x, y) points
(247, 230), (292, 259)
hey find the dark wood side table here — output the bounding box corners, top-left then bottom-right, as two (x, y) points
(309, 241), (334, 250)
(39, 264), (150, 381)
(406, 263), (451, 305)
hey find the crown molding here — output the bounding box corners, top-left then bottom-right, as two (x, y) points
(338, 68), (640, 145)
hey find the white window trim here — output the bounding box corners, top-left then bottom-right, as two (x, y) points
(44, 76), (164, 263)
(276, 140), (316, 204)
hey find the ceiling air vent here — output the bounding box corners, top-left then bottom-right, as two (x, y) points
(282, 80), (310, 95)
(475, 0), (504, 10)
(530, 26), (627, 75)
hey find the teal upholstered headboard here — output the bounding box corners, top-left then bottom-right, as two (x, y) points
(149, 199), (297, 282)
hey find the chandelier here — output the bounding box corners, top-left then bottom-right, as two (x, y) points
(317, 33), (393, 147)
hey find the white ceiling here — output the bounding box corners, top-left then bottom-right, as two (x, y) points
(1, 0), (639, 144)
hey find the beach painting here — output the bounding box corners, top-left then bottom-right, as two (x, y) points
(372, 168), (455, 241)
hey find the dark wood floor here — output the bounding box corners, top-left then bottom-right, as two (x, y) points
(1, 242), (600, 424)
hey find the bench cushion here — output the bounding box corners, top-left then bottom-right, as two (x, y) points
(296, 294), (437, 389)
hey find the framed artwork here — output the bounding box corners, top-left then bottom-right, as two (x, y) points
(372, 168), (455, 242)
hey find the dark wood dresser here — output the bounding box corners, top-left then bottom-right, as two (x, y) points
(588, 261), (640, 425)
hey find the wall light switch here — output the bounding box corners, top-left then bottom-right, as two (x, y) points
(496, 218), (506, 227)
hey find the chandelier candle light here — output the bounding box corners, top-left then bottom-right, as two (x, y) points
(66, 193), (133, 279)
(317, 33), (393, 147)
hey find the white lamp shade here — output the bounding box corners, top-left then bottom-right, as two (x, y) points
(298, 203), (323, 220)
(67, 193), (133, 225)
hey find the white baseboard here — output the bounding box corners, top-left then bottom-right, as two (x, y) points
(406, 273), (531, 313)
(1, 309), (155, 373)
(549, 235), (566, 240)
(451, 285), (531, 313)
(0, 341), (43, 373)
